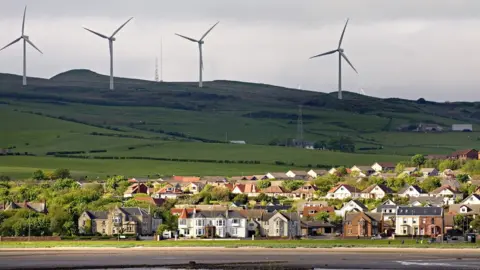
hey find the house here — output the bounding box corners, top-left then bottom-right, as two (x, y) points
(448, 204), (480, 219)
(350, 166), (374, 177)
(264, 172), (289, 180)
(401, 167), (418, 176)
(286, 170), (309, 179)
(395, 207), (444, 237)
(172, 176), (201, 182)
(326, 184), (361, 200)
(450, 149), (478, 160)
(361, 184), (394, 199)
(420, 168), (439, 178)
(426, 154), (449, 160)
(344, 212), (383, 237)
(307, 169), (327, 179)
(335, 200), (368, 217)
(201, 176), (228, 183)
(328, 168), (338, 175)
(291, 183), (319, 200)
(133, 197), (165, 207)
(183, 182), (205, 194)
(78, 207), (161, 236)
(417, 123), (443, 132)
(301, 220), (335, 236)
(259, 211), (301, 237)
(123, 183), (149, 198)
(176, 208), (247, 238)
(460, 194), (480, 205)
(452, 124), (473, 132)
(301, 206), (335, 219)
(371, 162), (396, 172)
(261, 186), (289, 197)
(152, 185), (183, 199)
(239, 209), (265, 237)
(372, 172), (398, 179)
(440, 169), (456, 179)
(409, 197), (445, 207)
(431, 185), (464, 201)
(372, 200), (397, 221)
(230, 140), (246, 144)
(3, 201), (47, 213)
(232, 184), (259, 197)
(398, 185), (426, 198)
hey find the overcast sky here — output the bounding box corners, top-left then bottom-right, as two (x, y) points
(0, 0), (479, 101)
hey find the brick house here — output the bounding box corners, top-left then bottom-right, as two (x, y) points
(343, 212), (383, 237)
(449, 149), (478, 160)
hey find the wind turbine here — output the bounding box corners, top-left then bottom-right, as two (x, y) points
(83, 17), (133, 90)
(310, 18), (358, 100)
(175, 22), (219, 88)
(0, 6), (43, 86)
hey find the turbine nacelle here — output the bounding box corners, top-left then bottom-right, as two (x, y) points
(110, 37), (116, 41)
(199, 40), (205, 45)
(339, 48), (344, 53)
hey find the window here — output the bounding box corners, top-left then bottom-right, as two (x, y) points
(348, 229), (352, 234)
(423, 218), (426, 224)
(179, 219), (186, 225)
(412, 218), (417, 224)
(196, 229), (204, 235)
(403, 218), (407, 224)
(232, 219), (239, 225)
(372, 221), (378, 226)
(217, 227), (223, 236)
(216, 219), (225, 226)
(431, 218), (435, 224)
(388, 209), (392, 213)
(309, 210), (316, 214)
(403, 229), (407, 234)
(461, 207), (467, 213)
(82, 220), (86, 226)
(196, 220), (204, 226)
(231, 228), (237, 235)
(102, 228), (105, 233)
(184, 229), (190, 235)
(102, 221), (106, 226)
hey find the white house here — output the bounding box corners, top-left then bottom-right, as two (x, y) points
(286, 170), (309, 179)
(431, 185), (464, 201)
(307, 169), (327, 179)
(328, 168), (338, 175)
(350, 166), (374, 177)
(371, 162), (396, 172)
(398, 185), (427, 198)
(372, 200), (397, 221)
(460, 194), (480, 205)
(452, 124), (473, 132)
(335, 200), (367, 217)
(177, 208), (247, 238)
(361, 184), (394, 199)
(395, 207), (443, 236)
(264, 172), (289, 180)
(401, 167), (418, 176)
(420, 168), (439, 178)
(184, 182), (205, 194)
(326, 184), (361, 200)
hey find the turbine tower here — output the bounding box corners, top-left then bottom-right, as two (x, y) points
(175, 22), (219, 88)
(83, 17), (133, 90)
(0, 6), (43, 86)
(310, 18), (357, 100)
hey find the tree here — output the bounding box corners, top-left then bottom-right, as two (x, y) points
(411, 154), (426, 167)
(32, 170), (45, 181)
(314, 140), (327, 150)
(232, 194), (248, 205)
(470, 217), (480, 232)
(256, 179), (271, 189)
(313, 177), (335, 196)
(0, 175), (11, 182)
(156, 224), (170, 237)
(53, 178), (79, 191)
(420, 177), (441, 192)
(52, 168), (71, 180)
(211, 187), (231, 202)
(394, 163), (406, 174)
(456, 174), (470, 183)
(314, 211), (330, 222)
(282, 180), (304, 192)
(438, 160), (460, 171)
(462, 160), (480, 175)
(327, 137), (355, 153)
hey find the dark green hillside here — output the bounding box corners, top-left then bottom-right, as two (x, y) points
(1, 69), (479, 178)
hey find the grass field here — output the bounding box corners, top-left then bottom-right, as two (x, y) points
(0, 239), (478, 249)
(0, 156), (297, 179)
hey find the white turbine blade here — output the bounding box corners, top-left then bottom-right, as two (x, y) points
(341, 52), (357, 74)
(200, 21), (219, 41)
(26, 39), (43, 54)
(22, 6), (27, 35)
(0, 37), (22, 51)
(83, 27), (109, 39)
(111, 17), (133, 38)
(309, 49), (337, 59)
(338, 18), (349, 49)
(175, 33), (199, 43)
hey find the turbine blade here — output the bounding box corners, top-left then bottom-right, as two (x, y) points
(83, 27), (109, 39)
(175, 33), (199, 43)
(22, 6), (27, 35)
(338, 18), (349, 49)
(111, 17), (133, 38)
(341, 52), (357, 74)
(200, 21), (219, 41)
(26, 39), (43, 54)
(0, 37), (22, 51)
(309, 49), (338, 59)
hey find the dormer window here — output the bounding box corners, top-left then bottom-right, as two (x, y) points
(461, 207), (467, 213)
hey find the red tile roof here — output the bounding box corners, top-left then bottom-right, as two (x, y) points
(133, 196), (165, 206)
(173, 176), (201, 182)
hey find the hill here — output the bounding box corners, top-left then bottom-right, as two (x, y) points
(1, 70), (479, 178)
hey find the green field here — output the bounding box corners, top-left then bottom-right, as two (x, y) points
(0, 239), (478, 249)
(1, 70), (479, 178)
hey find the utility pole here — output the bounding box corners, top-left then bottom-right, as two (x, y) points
(155, 57), (159, 82)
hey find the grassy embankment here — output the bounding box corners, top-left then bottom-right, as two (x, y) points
(0, 239), (478, 249)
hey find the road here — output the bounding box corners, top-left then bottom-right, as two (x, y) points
(0, 248), (479, 269)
